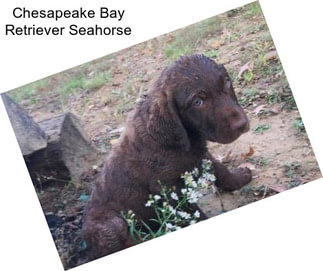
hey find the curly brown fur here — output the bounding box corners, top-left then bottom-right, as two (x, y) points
(82, 54), (252, 260)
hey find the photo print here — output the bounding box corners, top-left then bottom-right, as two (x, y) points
(2, 2), (321, 269)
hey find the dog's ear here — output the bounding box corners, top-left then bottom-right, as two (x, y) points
(147, 91), (190, 152)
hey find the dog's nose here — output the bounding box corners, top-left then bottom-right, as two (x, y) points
(231, 117), (249, 133)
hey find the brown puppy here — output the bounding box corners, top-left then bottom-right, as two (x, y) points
(82, 54), (252, 259)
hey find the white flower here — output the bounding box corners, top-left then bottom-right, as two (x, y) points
(192, 167), (199, 177)
(145, 200), (153, 207)
(182, 171), (190, 177)
(170, 192), (179, 201)
(198, 177), (208, 188)
(187, 190), (202, 204)
(203, 172), (216, 182)
(181, 188), (187, 195)
(168, 205), (176, 215)
(127, 210), (135, 218)
(153, 195), (161, 201)
(184, 175), (194, 185)
(177, 211), (191, 220)
(166, 223), (175, 230)
(175, 226), (182, 231)
(190, 220), (197, 225)
(191, 180), (198, 188)
(193, 210), (200, 218)
(202, 159), (212, 170)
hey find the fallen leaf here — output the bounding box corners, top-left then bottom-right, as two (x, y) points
(267, 183), (287, 193)
(241, 146), (255, 160)
(252, 104), (267, 115)
(265, 50), (278, 61)
(269, 103), (281, 115)
(211, 40), (222, 49)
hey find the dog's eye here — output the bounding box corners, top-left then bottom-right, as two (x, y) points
(193, 97), (204, 107)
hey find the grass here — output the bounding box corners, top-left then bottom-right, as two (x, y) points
(111, 83), (139, 118)
(164, 16), (221, 61)
(9, 78), (49, 103)
(58, 76), (87, 96)
(164, 44), (192, 61)
(58, 69), (113, 97)
(87, 71), (113, 90)
(8, 65), (114, 108)
(243, 2), (263, 18)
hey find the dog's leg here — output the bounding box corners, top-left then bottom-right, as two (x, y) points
(82, 209), (134, 260)
(206, 153), (252, 191)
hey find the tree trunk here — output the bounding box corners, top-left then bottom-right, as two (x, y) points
(2, 93), (103, 187)
(1, 93), (47, 156)
(27, 112), (103, 187)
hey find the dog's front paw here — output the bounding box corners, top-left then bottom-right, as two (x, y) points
(231, 167), (252, 189)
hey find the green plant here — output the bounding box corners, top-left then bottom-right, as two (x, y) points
(78, 194), (89, 202)
(246, 157), (268, 167)
(238, 88), (259, 107)
(284, 163), (301, 178)
(265, 89), (297, 110)
(293, 117), (305, 133)
(243, 71), (254, 82)
(258, 53), (267, 65)
(122, 159), (216, 244)
(253, 124), (271, 134)
(204, 49), (219, 59)
(283, 93), (297, 110)
(266, 90), (280, 104)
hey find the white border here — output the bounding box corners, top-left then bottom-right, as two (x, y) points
(1, 1), (322, 270)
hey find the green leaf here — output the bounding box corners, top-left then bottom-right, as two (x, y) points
(78, 194), (89, 202)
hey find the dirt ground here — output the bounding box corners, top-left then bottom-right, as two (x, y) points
(7, 2), (321, 269)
